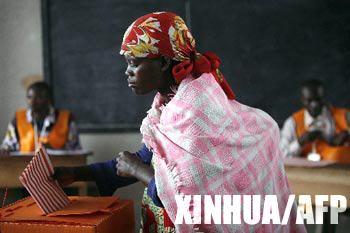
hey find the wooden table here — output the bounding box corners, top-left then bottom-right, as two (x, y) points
(285, 162), (350, 233)
(0, 151), (92, 195)
(285, 164), (350, 207)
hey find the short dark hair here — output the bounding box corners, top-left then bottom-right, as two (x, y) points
(301, 79), (324, 90)
(27, 81), (53, 101)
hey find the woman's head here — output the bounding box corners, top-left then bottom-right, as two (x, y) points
(120, 12), (195, 61)
(120, 12), (195, 95)
(120, 12), (235, 99)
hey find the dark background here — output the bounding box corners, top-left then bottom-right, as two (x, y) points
(42, 0), (350, 132)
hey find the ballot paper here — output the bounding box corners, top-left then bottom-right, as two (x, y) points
(19, 146), (70, 214)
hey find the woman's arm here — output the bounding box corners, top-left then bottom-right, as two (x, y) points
(53, 160), (137, 196)
(88, 160), (138, 195)
(53, 144), (163, 206)
(53, 165), (93, 186)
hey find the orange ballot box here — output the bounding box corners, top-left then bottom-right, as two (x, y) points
(0, 196), (134, 233)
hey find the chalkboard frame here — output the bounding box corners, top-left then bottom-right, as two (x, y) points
(42, 0), (53, 90)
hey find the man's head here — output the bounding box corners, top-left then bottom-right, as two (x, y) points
(300, 79), (326, 118)
(27, 81), (52, 116)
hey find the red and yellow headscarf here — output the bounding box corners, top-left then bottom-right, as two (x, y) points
(120, 12), (235, 99)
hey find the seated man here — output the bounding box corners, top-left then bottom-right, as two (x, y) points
(280, 79), (350, 162)
(0, 81), (81, 155)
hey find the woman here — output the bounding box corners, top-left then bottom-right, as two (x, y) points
(55, 12), (306, 232)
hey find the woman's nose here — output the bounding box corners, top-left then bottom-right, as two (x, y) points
(125, 66), (133, 76)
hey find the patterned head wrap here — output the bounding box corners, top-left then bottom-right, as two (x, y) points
(120, 12), (235, 99)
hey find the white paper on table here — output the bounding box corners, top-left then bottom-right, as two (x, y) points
(283, 157), (335, 167)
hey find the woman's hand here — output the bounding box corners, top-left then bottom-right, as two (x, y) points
(116, 151), (154, 186)
(116, 151), (142, 177)
(52, 167), (76, 186)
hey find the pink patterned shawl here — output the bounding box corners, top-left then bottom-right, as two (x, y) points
(141, 73), (306, 233)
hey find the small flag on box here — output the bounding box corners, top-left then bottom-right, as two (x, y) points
(19, 145), (70, 214)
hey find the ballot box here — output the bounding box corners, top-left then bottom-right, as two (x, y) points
(0, 196), (134, 233)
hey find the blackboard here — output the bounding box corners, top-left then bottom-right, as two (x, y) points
(42, 0), (188, 131)
(42, 0), (350, 132)
(190, 0), (350, 125)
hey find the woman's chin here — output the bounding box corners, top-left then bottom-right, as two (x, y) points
(131, 87), (144, 95)
(130, 86), (153, 95)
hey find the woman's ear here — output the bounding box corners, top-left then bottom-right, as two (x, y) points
(160, 56), (172, 72)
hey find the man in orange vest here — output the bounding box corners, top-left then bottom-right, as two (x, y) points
(280, 79), (350, 163)
(0, 81), (81, 155)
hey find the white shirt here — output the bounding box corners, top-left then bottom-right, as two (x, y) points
(280, 107), (335, 157)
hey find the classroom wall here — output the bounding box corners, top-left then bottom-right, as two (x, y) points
(0, 0), (42, 131)
(0, 0), (144, 230)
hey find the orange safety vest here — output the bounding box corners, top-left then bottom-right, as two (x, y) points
(16, 109), (70, 152)
(292, 107), (350, 164)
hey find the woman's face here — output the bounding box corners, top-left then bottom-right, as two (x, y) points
(124, 54), (167, 95)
